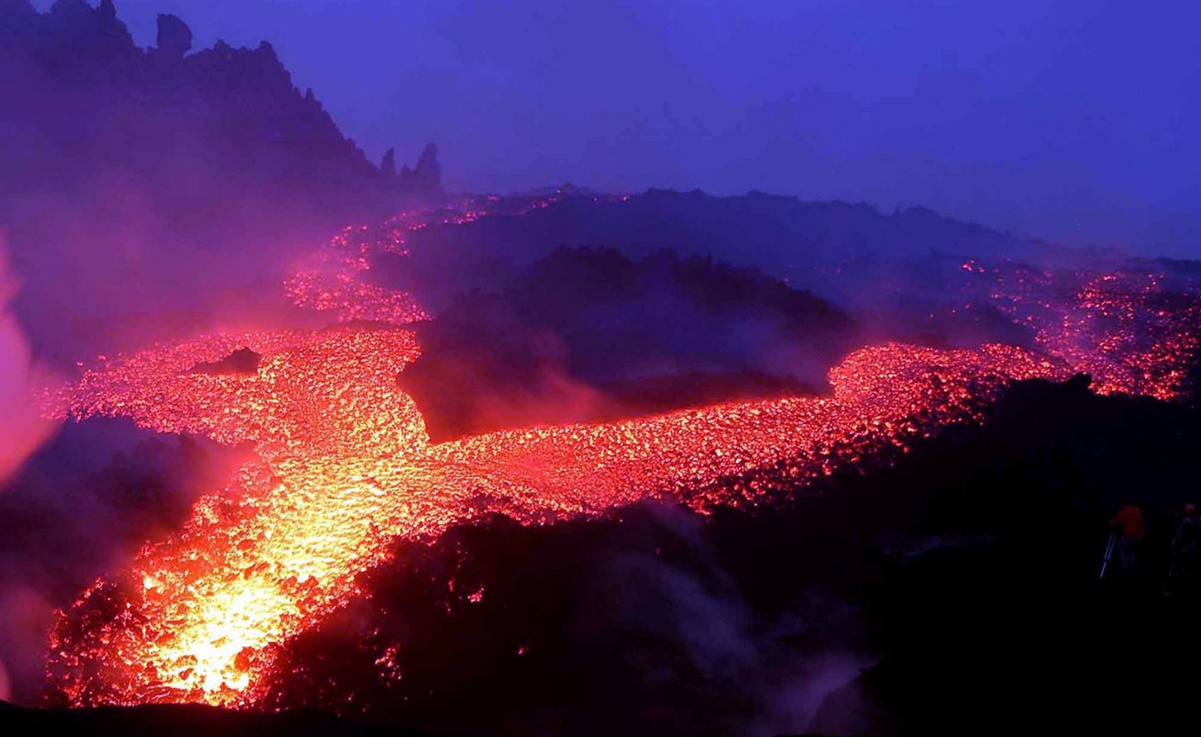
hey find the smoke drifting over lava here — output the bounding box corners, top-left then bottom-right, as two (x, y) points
(22, 194), (1201, 715)
(0, 178), (1199, 732)
(0, 236), (56, 487)
(4, 4), (1201, 736)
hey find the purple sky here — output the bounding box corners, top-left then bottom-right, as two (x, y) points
(33, 1), (1201, 254)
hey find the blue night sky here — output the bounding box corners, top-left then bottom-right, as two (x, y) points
(33, 1), (1201, 254)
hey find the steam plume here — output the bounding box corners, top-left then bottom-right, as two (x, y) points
(0, 235), (56, 487)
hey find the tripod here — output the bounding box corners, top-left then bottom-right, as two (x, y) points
(1099, 532), (1118, 580)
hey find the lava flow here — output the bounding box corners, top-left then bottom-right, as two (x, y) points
(965, 260), (1201, 401)
(46, 332), (1063, 707)
(41, 201), (1201, 709)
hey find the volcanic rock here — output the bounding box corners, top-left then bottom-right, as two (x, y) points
(414, 143), (441, 189)
(189, 348), (262, 376)
(155, 13), (192, 60)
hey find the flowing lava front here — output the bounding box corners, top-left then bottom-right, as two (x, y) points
(41, 200), (1201, 708)
(47, 334), (1062, 706)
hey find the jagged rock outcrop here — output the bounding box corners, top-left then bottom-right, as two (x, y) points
(35, 0), (138, 78)
(0, 1), (444, 216)
(380, 143), (443, 194)
(188, 347), (262, 376)
(155, 13), (192, 61)
(414, 142), (441, 189)
(0, 1), (444, 358)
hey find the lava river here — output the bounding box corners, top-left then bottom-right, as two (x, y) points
(45, 328), (1070, 707)
(38, 198), (1201, 708)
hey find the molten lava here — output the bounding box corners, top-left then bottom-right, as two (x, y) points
(47, 333), (1063, 706)
(42, 200), (1201, 708)
(966, 260), (1201, 401)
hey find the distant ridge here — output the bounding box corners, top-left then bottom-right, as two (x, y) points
(0, 0), (442, 220)
(0, 0), (447, 357)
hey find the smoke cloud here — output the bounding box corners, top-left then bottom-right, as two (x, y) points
(603, 504), (874, 737)
(0, 235), (56, 487)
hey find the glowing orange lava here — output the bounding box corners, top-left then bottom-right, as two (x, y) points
(43, 202), (1201, 708)
(966, 260), (1201, 400)
(46, 333), (1063, 706)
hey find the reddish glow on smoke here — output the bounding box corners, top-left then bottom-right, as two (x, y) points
(0, 239), (57, 486)
(281, 193), (621, 325)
